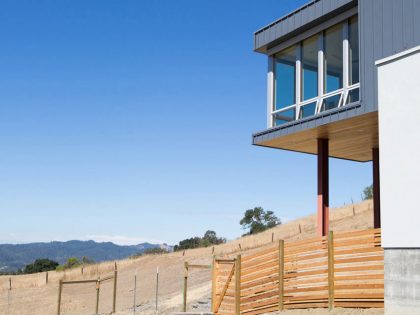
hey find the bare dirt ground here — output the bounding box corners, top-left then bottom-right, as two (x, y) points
(0, 200), (383, 315)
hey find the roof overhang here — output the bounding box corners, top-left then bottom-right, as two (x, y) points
(253, 109), (378, 162)
(254, 0), (358, 54)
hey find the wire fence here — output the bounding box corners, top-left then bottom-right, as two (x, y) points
(0, 201), (374, 315)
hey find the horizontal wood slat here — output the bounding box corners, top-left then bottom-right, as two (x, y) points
(213, 228), (383, 315)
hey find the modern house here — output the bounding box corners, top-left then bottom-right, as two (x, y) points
(252, 1), (420, 314)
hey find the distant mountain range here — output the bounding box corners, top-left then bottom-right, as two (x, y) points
(0, 240), (173, 272)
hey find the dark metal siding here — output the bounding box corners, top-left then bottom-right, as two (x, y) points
(359, 0), (420, 112)
(253, 0), (420, 144)
(253, 103), (364, 144)
(254, 0), (356, 53)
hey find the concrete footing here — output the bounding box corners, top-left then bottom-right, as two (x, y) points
(385, 248), (420, 315)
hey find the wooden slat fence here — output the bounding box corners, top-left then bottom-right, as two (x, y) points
(212, 228), (383, 315)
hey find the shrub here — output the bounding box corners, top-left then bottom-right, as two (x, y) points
(174, 231), (226, 251)
(23, 258), (59, 274)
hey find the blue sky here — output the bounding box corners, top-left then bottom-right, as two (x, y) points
(0, 0), (372, 245)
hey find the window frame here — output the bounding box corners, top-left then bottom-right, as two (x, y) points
(269, 16), (360, 128)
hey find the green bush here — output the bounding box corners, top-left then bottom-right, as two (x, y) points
(174, 231), (226, 251)
(56, 256), (95, 271)
(23, 258), (59, 274)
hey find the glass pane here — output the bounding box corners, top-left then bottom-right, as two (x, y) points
(274, 46), (296, 110)
(299, 101), (317, 119)
(274, 108), (295, 126)
(324, 24), (343, 93)
(346, 88), (360, 104)
(320, 94), (341, 112)
(349, 16), (359, 85)
(302, 36), (318, 101)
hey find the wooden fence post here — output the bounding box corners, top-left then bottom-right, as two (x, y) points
(235, 255), (241, 315)
(57, 279), (63, 315)
(9, 277), (11, 290)
(95, 278), (100, 315)
(183, 262), (188, 312)
(278, 240), (284, 311)
(155, 267), (159, 312)
(46, 272), (49, 284)
(328, 231), (335, 310)
(211, 257), (217, 313)
(113, 262), (118, 313)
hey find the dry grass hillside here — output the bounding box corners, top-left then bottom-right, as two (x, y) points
(0, 200), (382, 315)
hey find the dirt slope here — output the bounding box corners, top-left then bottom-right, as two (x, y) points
(0, 200), (382, 315)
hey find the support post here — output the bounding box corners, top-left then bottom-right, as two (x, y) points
(373, 148), (381, 229)
(328, 231), (335, 310)
(211, 257), (217, 313)
(95, 278), (100, 315)
(235, 255), (241, 315)
(57, 279), (63, 315)
(183, 262), (188, 312)
(317, 138), (329, 236)
(113, 262), (118, 313)
(278, 240), (284, 311)
(46, 272), (49, 285)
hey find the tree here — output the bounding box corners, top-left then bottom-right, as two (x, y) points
(174, 237), (202, 251)
(143, 247), (169, 255)
(240, 207), (280, 235)
(362, 184), (373, 200)
(23, 258), (59, 274)
(202, 230), (226, 246)
(174, 231), (226, 251)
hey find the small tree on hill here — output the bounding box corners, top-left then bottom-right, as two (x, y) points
(143, 247), (169, 255)
(240, 207), (280, 235)
(202, 230), (226, 246)
(362, 184), (373, 200)
(23, 258), (59, 274)
(174, 231), (226, 251)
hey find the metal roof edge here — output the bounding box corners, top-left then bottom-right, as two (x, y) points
(254, 0), (319, 36)
(376, 45), (420, 67)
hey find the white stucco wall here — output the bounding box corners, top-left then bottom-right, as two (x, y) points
(377, 47), (420, 248)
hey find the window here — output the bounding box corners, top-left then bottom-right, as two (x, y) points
(274, 46), (296, 111)
(269, 16), (360, 127)
(274, 108), (295, 125)
(302, 36), (318, 101)
(299, 101), (317, 119)
(324, 24), (343, 93)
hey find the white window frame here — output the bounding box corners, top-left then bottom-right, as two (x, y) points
(270, 16), (360, 128)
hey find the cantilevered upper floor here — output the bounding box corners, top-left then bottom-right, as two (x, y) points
(252, 0), (420, 161)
